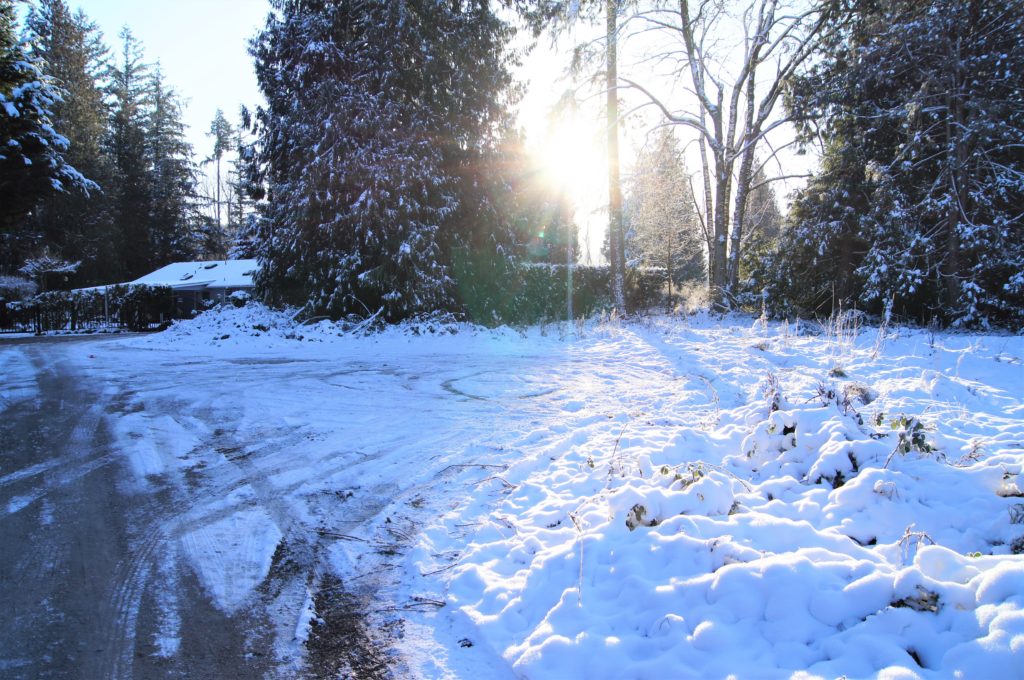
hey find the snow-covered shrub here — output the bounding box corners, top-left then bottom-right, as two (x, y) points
(731, 382), (947, 491)
(0, 275), (37, 301)
(0, 276), (38, 330)
(229, 290), (251, 307)
(612, 464), (743, 530)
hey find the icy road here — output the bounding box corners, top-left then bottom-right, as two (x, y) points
(0, 324), (619, 678)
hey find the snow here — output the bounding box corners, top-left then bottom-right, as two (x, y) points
(180, 506), (282, 614)
(20, 305), (1022, 677)
(84, 259), (258, 292)
(410, 315), (1022, 679)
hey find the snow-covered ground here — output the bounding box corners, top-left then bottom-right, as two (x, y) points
(6, 304), (1021, 678)
(424, 317), (1024, 679)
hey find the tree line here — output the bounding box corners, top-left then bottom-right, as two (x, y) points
(0, 0), (248, 294)
(3, 0), (1021, 328)
(241, 0), (1021, 328)
(539, 0), (1022, 327)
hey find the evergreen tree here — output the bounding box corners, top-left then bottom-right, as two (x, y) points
(105, 26), (152, 280)
(204, 107), (232, 253)
(229, 106), (262, 259)
(147, 63), (198, 264)
(23, 0), (113, 285)
(0, 0), (89, 274)
(781, 0), (1024, 326)
(224, 117), (255, 249)
(772, 135), (873, 317)
(624, 127), (703, 300)
(742, 165), (782, 258)
(736, 162), (783, 297)
(249, 0), (519, 321)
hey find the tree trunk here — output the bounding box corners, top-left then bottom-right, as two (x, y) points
(607, 0), (626, 311)
(698, 115), (714, 288)
(215, 156), (222, 232)
(711, 149), (731, 308)
(942, 25), (969, 317)
(567, 215), (574, 323)
(728, 60), (761, 290)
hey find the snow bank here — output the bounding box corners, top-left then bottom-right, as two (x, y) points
(145, 302), (528, 354)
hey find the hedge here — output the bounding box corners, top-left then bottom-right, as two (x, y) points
(452, 248), (668, 326)
(1, 284), (175, 333)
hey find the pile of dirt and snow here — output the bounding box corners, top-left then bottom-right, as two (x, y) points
(152, 302), (508, 350)
(154, 303), (354, 347)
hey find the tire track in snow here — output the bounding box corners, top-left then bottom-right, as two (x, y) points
(0, 345), (144, 680)
(189, 417), (403, 678)
(1, 366), (113, 515)
(100, 526), (163, 679)
(158, 414), (329, 675)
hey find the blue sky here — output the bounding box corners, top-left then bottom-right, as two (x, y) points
(68, 0), (269, 156)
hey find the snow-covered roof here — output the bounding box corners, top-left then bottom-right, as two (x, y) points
(129, 260), (257, 290)
(75, 260), (258, 294)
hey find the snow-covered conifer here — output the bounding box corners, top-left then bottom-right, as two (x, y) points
(0, 0), (89, 273)
(780, 0), (1024, 327)
(248, 0), (518, 321)
(625, 127), (704, 300)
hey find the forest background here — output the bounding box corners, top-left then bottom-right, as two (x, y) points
(1, 0), (1021, 329)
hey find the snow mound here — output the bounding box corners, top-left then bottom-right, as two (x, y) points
(419, 318), (1024, 679)
(145, 302), (521, 351)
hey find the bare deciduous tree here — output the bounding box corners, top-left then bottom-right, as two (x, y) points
(621, 0), (837, 306)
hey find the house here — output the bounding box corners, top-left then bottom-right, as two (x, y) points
(128, 259), (258, 311)
(78, 259), (258, 318)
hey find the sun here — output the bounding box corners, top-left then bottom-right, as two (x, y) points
(535, 116), (607, 210)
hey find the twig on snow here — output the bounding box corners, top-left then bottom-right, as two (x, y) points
(420, 562), (460, 577)
(439, 463), (509, 474)
(477, 475), (516, 490)
(315, 529), (368, 542)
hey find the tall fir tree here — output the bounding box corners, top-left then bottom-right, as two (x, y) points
(0, 0), (89, 274)
(147, 63), (198, 264)
(224, 116), (256, 251)
(624, 127), (704, 300)
(203, 107), (232, 255)
(23, 0), (113, 285)
(249, 0), (519, 321)
(105, 26), (152, 280)
(227, 107), (259, 258)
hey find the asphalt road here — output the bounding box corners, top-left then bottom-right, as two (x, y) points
(0, 331), (567, 679)
(0, 339), (281, 679)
